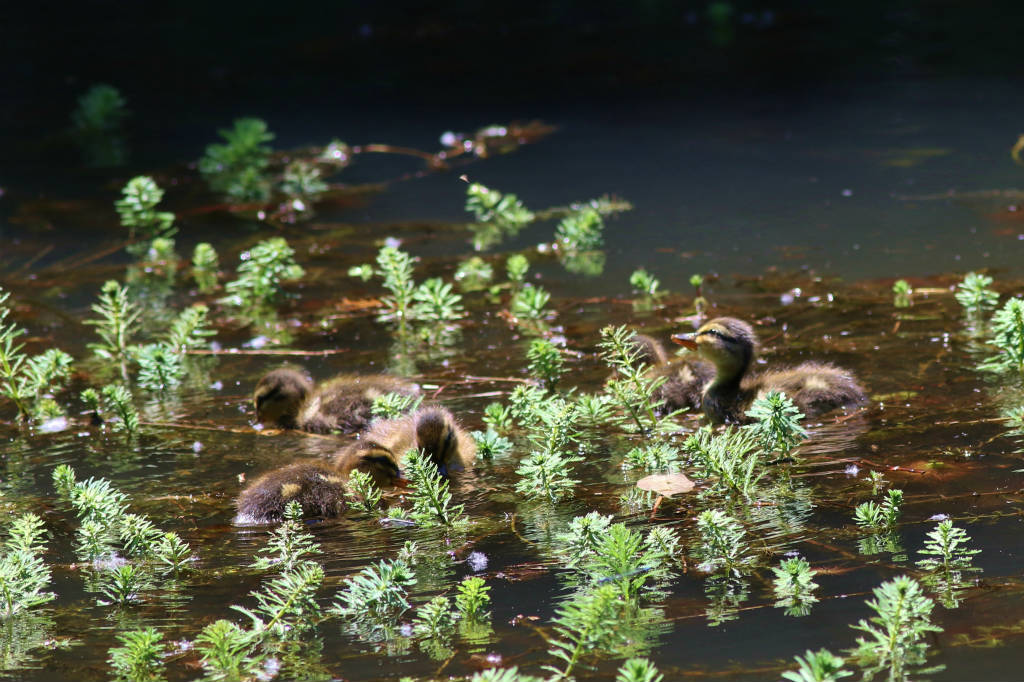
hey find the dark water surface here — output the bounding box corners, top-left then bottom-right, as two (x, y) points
(2, 75), (1024, 680)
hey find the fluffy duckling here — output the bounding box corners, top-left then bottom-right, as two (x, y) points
(629, 334), (715, 413)
(334, 406), (477, 487)
(236, 460), (349, 523)
(672, 317), (866, 424)
(254, 367), (419, 434)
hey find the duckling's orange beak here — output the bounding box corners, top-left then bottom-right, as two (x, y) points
(393, 477), (411, 488)
(671, 332), (698, 351)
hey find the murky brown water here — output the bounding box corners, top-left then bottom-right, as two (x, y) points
(4, 83), (1024, 680)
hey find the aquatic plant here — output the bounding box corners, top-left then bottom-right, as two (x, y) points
(782, 649), (852, 682)
(153, 533), (192, 574)
(233, 561), (324, 638)
(683, 426), (764, 497)
(511, 285), (552, 320)
(191, 242), (220, 293)
(372, 245), (416, 331)
(506, 254), (530, 292)
(115, 176), (176, 255)
(891, 279), (912, 308)
(573, 392), (617, 431)
(465, 182), (535, 250)
(344, 470), (383, 513)
(100, 384), (140, 434)
(413, 595), (455, 640)
(470, 667), (543, 682)
(405, 449), (466, 527)
(165, 304), (214, 353)
(411, 277), (465, 322)
(979, 297), (1024, 373)
(555, 207), (605, 253)
(745, 391), (807, 455)
(85, 280), (140, 368)
(854, 489), (903, 529)
(70, 84), (128, 166)
(252, 502), (321, 572)
(916, 519), (980, 608)
(515, 450), (581, 503)
(772, 556), (820, 617)
(629, 269), (661, 298)
(955, 271), (998, 313)
(577, 523), (678, 599)
(690, 274), (708, 317)
(454, 256), (494, 291)
(615, 658), (664, 682)
(199, 117), (274, 201)
(693, 509), (751, 574)
(470, 429), (514, 459)
(622, 442), (681, 473)
(482, 401), (514, 432)
(194, 619), (256, 679)
(330, 558), (416, 626)
(526, 338), (565, 390)
(0, 289), (31, 419)
(223, 237), (305, 308)
(515, 397), (583, 502)
(849, 576), (942, 680)
(545, 582), (620, 679)
(599, 325), (669, 434)
(370, 391), (422, 420)
(281, 160), (327, 202)
(100, 564), (147, 606)
(134, 342), (183, 392)
(455, 576), (491, 621)
(0, 514), (54, 619)
(107, 627), (165, 681)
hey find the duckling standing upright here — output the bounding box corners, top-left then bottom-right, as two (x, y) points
(254, 367), (419, 434)
(672, 317), (866, 424)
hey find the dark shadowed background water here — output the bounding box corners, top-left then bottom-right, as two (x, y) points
(3, 2), (1024, 680)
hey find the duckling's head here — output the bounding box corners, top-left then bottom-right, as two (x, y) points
(414, 407), (465, 476)
(339, 446), (406, 488)
(254, 368), (313, 428)
(672, 317), (758, 383)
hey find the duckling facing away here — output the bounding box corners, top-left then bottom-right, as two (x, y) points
(236, 406), (476, 522)
(254, 368), (419, 434)
(236, 460), (349, 522)
(672, 317), (866, 424)
(334, 406), (477, 487)
(629, 334), (716, 414)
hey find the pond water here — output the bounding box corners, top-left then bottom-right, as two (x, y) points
(2, 74), (1024, 681)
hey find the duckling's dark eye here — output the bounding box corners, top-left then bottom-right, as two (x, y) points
(255, 386), (281, 408)
(699, 329), (735, 343)
(362, 454), (399, 477)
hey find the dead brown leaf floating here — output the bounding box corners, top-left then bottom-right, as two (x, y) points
(636, 473), (695, 497)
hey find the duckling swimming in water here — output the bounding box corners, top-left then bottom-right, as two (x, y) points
(334, 406), (477, 487)
(253, 367), (419, 434)
(672, 317), (866, 424)
(628, 334), (715, 413)
(236, 460), (350, 522)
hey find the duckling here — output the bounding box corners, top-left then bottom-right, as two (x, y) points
(253, 367), (419, 434)
(627, 334), (715, 413)
(672, 317), (866, 424)
(236, 460), (349, 523)
(333, 406), (477, 487)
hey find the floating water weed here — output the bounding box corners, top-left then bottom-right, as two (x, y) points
(854, 489), (903, 529)
(511, 285), (552, 320)
(252, 502), (321, 572)
(411, 277), (464, 322)
(199, 117), (274, 201)
(371, 391), (423, 420)
(405, 450), (466, 527)
(506, 254), (530, 291)
(507, 384), (547, 428)
(0, 289), (30, 419)
(223, 237), (305, 308)
(455, 256), (494, 291)
(455, 576), (491, 621)
(0, 514), (54, 619)
(281, 160), (327, 203)
(119, 514), (163, 559)
(955, 271), (999, 313)
(470, 429), (514, 459)
(101, 384), (140, 434)
(483, 401), (514, 432)
(330, 558), (416, 631)
(465, 183), (534, 249)
(782, 649), (852, 682)
(153, 533), (191, 573)
(690, 274), (708, 317)
(587, 524), (676, 599)
(599, 325), (669, 434)
(100, 564), (147, 606)
(554, 207), (605, 253)
(629, 269), (661, 298)
(372, 245), (416, 331)
(413, 595), (455, 640)
(470, 667), (543, 682)
(545, 583), (619, 679)
(191, 243), (220, 293)
(194, 619), (257, 679)
(233, 561), (324, 638)
(527, 338), (565, 390)
(515, 451), (581, 502)
(693, 509), (751, 574)
(979, 297), (1024, 373)
(515, 398), (584, 502)
(165, 304), (214, 353)
(916, 519), (980, 608)
(70, 84), (128, 166)
(683, 426), (763, 497)
(891, 279), (912, 308)
(573, 392), (617, 431)
(772, 556), (820, 617)
(849, 575), (942, 681)
(135, 342), (183, 392)
(86, 280), (140, 370)
(745, 391), (807, 455)
(107, 627), (165, 681)
(115, 176), (176, 255)
(345, 470), (383, 513)
(560, 512), (614, 568)
(622, 442), (681, 473)
(616, 657), (664, 682)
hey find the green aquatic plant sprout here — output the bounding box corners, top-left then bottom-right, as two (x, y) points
(854, 489), (903, 529)
(165, 304), (214, 353)
(782, 649), (852, 682)
(979, 297), (1024, 373)
(683, 426), (764, 497)
(693, 509), (751, 574)
(330, 558), (416, 626)
(916, 519), (980, 573)
(100, 564), (147, 606)
(482, 401), (514, 432)
(891, 279), (912, 308)
(413, 595), (455, 640)
(134, 342), (184, 392)
(107, 627), (165, 681)
(772, 556), (820, 616)
(545, 582), (619, 679)
(191, 242), (220, 293)
(281, 160), (328, 201)
(527, 338), (565, 390)
(511, 284), (552, 320)
(470, 429), (514, 459)
(616, 658), (664, 682)
(223, 237), (305, 308)
(345, 470), (383, 513)
(404, 449), (466, 527)
(374, 245), (416, 330)
(629, 269), (663, 309)
(515, 450), (581, 503)
(0, 514), (55, 619)
(252, 502), (322, 572)
(465, 182), (535, 250)
(194, 619), (256, 679)
(454, 256), (494, 291)
(0, 288), (31, 419)
(370, 391), (423, 420)
(411, 277), (465, 322)
(745, 391), (807, 455)
(86, 280), (140, 368)
(71, 84), (128, 166)
(599, 324), (669, 434)
(555, 207), (605, 253)
(233, 561), (325, 638)
(115, 176), (176, 254)
(849, 576), (942, 681)
(560, 512), (614, 568)
(506, 254), (530, 290)
(455, 577), (491, 620)
(100, 384), (140, 434)
(622, 442), (681, 473)
(199, 117), (274, 201)
(955, 271), (999, 313)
